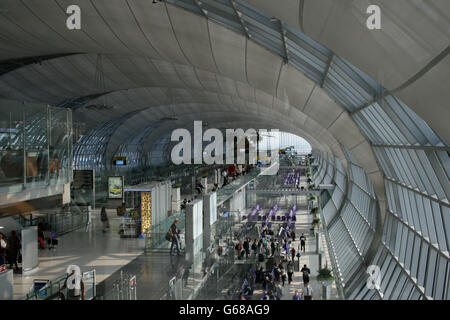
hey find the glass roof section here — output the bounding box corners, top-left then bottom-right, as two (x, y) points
(165, 0), (446, 147)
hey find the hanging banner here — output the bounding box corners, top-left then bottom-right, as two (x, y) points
(108, 176), (124, 199)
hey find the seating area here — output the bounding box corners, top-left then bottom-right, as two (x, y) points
(242, 204), (298, 233)
(283, 173), (300, 187)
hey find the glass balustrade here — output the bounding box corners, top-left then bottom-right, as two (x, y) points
(0, 98), (73, 195)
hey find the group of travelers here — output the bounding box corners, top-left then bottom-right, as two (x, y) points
(222, 164), (253, 187)
(230, 216), (313, 300)
(236, 258), (313, 300)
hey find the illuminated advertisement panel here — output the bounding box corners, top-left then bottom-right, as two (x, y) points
(108, 176), (123, 199)
(141, 192), (152, 234)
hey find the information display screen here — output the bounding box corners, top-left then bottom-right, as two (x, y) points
(108, 176), (124, 199)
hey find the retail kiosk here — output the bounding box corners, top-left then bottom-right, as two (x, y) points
(122, 181), (172, 238)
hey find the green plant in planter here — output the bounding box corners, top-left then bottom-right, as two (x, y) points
(172, 182), (182, 188)
(308, 184), (315, 190)
(312, 218), (321, 226)
(310, 207), (318, 214)
(317, 268), (334, 283)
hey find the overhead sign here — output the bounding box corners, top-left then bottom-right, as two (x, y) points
(113, 156), (127, 166)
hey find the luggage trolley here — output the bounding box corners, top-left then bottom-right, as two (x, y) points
(43, 231), (58, 249)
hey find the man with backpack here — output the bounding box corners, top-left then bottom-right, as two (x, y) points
(60, 269), (86, 300)
(301, 264), (311, 286)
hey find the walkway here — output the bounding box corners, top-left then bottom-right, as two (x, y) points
(13, 209), (145, 300)
(241, 204), (339, 300)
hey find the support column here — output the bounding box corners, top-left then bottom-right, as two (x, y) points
(185, 199), (203, 263)
(203, 192), (217, 250)
(172, 187), (181, 212)
(316, 231), (322, 254)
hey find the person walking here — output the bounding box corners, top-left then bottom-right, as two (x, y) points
(251, 239), (257, 256)
(293, 290), (301, 300)
(243, 238), (250, 259)
(270, 239), (276, 257)
(301, 264), (311, 286)
(273, 264), (280, 283)
(100, 207), (109, 233)
(6, 230), (20, 271)
(291, 246), (296, 262)
(169, 218), (182, 256)
(287, 261), (294, 285)
(280, 265), (286, 286)
(300, 233), (306, 253)
(60, 269), (86, 300)
(291, 230), (296, 241)
(303, 282), (313, 300)
(235, 240), (243, 259)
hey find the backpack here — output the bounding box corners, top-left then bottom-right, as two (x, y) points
(165, 231), (173, 242)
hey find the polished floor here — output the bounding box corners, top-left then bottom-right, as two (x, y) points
(13, 209), (145, 300)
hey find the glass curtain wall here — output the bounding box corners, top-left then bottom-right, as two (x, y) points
(0, 98), (72, 194)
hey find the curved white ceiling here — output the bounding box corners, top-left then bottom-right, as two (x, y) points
(4, 0), (439, 208)
(243, 0), (450, 143)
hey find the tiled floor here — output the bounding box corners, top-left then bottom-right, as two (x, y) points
(12, 185), (339, 301)
(237, 204), (339, 300)
(13, 209), (145, 300)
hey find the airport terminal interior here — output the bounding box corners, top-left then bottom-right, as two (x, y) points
(0, 0), (449, 301)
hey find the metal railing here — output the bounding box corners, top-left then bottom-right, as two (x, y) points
(100, 270), (137, 300)
(23, 269), (96, 300)
(46, 205), (88, 237)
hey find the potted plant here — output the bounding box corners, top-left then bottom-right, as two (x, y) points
(317, 267), (334, 283)
(172, 182), (182, 189)
(317, 267), (334, 300)
(312, 217), (321, 228)
(310, 207), (318, 215)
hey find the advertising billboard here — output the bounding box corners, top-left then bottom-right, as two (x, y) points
(108, 176), (124, 199)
